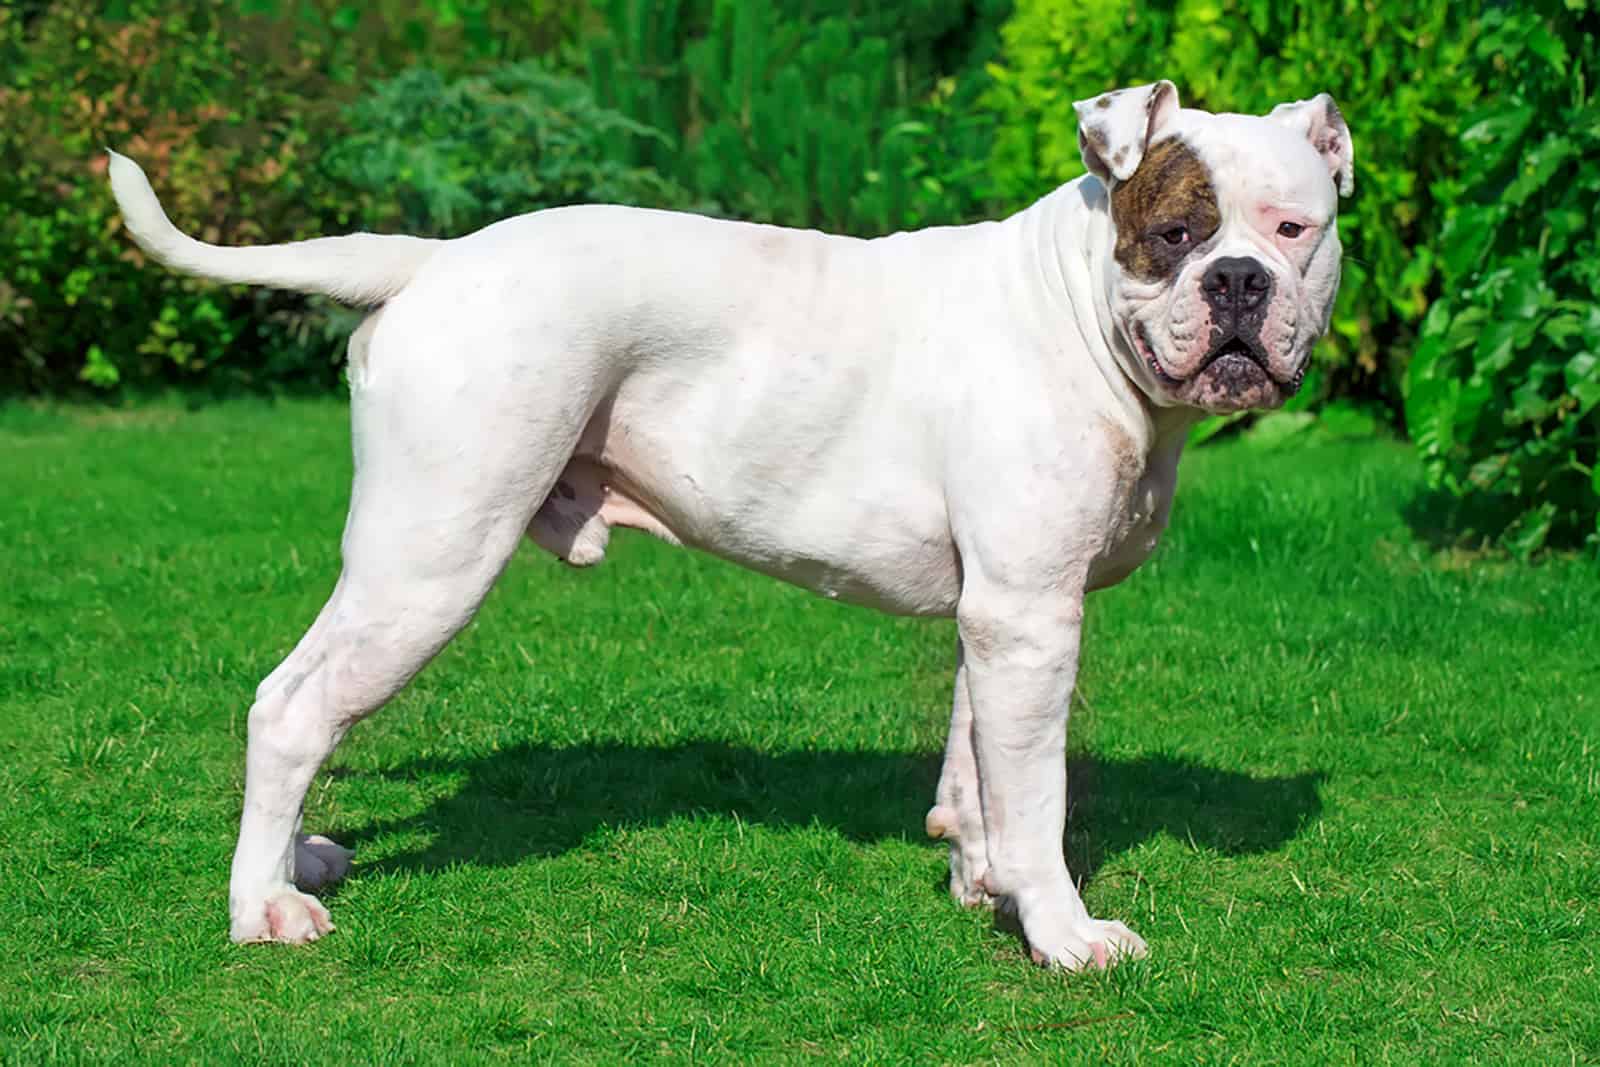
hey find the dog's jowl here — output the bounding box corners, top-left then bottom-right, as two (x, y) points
(108, 80), (1351, 969)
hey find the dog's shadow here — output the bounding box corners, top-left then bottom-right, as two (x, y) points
(337, 741), (1323, 887)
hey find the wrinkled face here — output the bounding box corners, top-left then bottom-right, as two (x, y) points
(1108, 113), (1343, 413)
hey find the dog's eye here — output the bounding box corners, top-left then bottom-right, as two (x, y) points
(1277, 221), (1305, 238)
(1157, 226), (1190, 247)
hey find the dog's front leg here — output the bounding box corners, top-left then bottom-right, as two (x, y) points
(957, 587), (1147, 970)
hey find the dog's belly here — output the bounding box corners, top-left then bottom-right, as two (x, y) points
(529, 447), (963, 617)
(530, 384), (962, 617)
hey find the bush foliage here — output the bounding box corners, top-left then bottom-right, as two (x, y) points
(2, 1), (335, 393)
(581, 0), (1005, 234)
(322, 64), (691, 239)
(0, 0), (574, 394)
(1405, 2), (1600, 554)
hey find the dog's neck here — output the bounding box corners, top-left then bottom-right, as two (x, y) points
(1014, 177), (1202, 467)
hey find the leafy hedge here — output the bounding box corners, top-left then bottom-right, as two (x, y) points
(1405, 3), (1600, 554)
(581, 0), (1006, 234)
(2, 1), (336, 393)
(984, 0), (1479, 417)
(322, 64), (692, 239)
(0, 0), (574, 395)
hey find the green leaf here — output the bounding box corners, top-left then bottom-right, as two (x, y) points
(1568, 351), (1600, 414)
(1505, 135), (1577, 206)
(1468, 453), (1510, 492)
(1543, 313), (1587, 348)
(78, 344), (120, 389)
(1456, 375), (1494, 436)
(1439, 208), (1499, 283)
(1523, 22), (1569, 76)
(1460, 105), (1534, 149)
(1502, 501), (1557, 559)
(1474, 319), (1521, 373)
(1566, 351), (1599, 388)
(1509, 371), (1556, 425)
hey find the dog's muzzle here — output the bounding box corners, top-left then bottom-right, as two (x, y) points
(1196, 256), (1300, 394)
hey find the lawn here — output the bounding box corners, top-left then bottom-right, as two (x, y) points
(1, 398), (1596, 1064)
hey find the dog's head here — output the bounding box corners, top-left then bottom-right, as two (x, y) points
(1077, 82), (1353, 414)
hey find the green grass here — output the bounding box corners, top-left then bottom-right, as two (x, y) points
(1, 398), (1596, 1064)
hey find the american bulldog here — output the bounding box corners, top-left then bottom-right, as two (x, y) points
(107, 80), (1352, 969)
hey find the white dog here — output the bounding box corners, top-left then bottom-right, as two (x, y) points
(108, 80), (1351, 969)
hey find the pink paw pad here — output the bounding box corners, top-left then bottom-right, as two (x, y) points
(263, 893), (334, 943)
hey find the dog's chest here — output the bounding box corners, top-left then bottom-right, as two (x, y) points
(1086, 432), (1181, 592)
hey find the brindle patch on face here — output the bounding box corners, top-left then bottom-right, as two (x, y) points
(1110, 137), (1220, 283)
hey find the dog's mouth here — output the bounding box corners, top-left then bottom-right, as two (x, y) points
(1134, 325), (1304, 397)
(1198, 334), (1269, 376)
(1133, 323), (1180, 387)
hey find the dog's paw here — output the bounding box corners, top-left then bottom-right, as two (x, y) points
(1025, 915), (1147, 971)
(934, 809), (992, 908)
(294, 834), (353, 891)
(950, 864), (991, 909)
(927, 805), (998, 909)
(231, 888), (335, 945)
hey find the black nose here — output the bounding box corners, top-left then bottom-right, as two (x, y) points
(1202, 257), (1272, 313)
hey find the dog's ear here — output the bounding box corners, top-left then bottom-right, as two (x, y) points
(1269, 94), (1354, 197)
(1073, 81), (1181, 185)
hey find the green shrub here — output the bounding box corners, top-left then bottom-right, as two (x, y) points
(582, 0), (1007, 234)
(0, 0), (574, 396)
(1, 1), (339, 394)
(1404, 3), (1600, 555)
(983, 0), (1480, 416)
(321, 64), (691, 239)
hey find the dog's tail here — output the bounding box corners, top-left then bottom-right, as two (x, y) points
(106, 150), (441, 306)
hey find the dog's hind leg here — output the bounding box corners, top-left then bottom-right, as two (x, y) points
(925, 642), (993, 907)
(227, 317), (597, 944)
